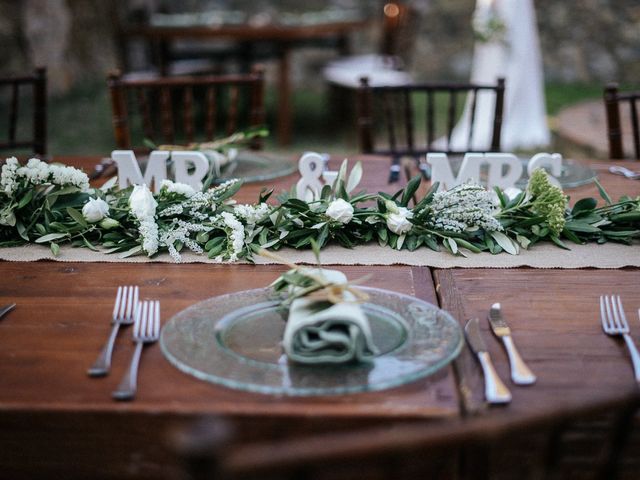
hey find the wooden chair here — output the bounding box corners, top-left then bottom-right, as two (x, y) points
(171, 393), (640, 480)
(107, 66), (265, 152)
(604, 83), (640, 160)
(0, 67), (47, 157)
(357, 77), (505, 182)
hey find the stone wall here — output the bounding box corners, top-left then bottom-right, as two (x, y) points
(0, 0), (637, 94)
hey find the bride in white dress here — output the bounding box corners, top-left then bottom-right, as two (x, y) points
(448, 0), (550, 151)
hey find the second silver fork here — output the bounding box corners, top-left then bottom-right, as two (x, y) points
(112, 300), (161, 401)
(88, 286), (139, 377)
(600, 295), (640, 382)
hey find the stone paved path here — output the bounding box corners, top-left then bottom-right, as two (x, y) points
(555, 99), (636, 159)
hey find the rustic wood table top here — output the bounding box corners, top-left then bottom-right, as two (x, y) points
(0, 154), (638, 479)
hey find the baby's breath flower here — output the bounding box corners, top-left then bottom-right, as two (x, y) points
(423, 183), (502, 233)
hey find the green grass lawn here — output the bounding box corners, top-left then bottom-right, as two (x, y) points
(1, 79), (607, 158)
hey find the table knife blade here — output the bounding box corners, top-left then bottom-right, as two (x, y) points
(489, 303), (537, 385)
(465, 318), (511, 404)
(0, 303), (16, 320)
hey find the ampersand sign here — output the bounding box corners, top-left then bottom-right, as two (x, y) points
(295, 152), (325, 201)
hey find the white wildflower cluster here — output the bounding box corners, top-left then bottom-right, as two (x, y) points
(160, 179), (196, 198)
(1, 157), (89, 196)
(233, 203), (270, 225)
(159, 219), (209, 262)
(426, 183), (503, 233)
(129, 185), (159, 256)
(209, 211), (245, 262)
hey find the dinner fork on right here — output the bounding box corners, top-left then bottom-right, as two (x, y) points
(600, 295), (640, 382)
(112, 300), (161, 401)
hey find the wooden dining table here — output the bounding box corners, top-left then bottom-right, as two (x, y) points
(0, 154), (639, 479)
(124, 18), (369, 146)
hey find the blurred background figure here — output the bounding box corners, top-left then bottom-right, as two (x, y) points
(448, 0), (550, 151)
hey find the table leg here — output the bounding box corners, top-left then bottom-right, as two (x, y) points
(276, 43), (292, 146)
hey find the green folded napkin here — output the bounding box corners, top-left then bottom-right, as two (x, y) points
(282, 269), (379, 364)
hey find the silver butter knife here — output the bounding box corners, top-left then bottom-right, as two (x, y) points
(465, 318), (512, 404)
(0, 303), (16, 320)
(488, 303), (536, 385)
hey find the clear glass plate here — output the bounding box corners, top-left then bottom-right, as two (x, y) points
(212, 151), (296, 184)
(160, 287), (464, 396)
(445, 156), (596, 189)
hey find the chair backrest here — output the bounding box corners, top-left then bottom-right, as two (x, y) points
(172, 393), (640, 480)
(604, 83), (640, 160)
(379, 2), (420, 62)
(107, 66), (265, 152)
(356, 77), (505, 180)
(0, 67), (47, 157)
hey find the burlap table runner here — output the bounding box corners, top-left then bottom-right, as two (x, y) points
(1, 242), (638, 268)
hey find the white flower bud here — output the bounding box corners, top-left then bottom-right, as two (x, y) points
(325, 198), (354, 224)
(386, 206), (414, 234)
(129, 184), (157, 220)
(82, 197), (109, 223)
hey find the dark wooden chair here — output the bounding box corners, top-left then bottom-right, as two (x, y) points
(171, 393), (640, 480)
(107, 66), (265, 152)
(357, 77), (505, 182)
(0, 67), (47, 157)
(604, 83), (640, 160)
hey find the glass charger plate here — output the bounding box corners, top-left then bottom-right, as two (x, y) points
(160, 287), (464, 396)
(445, 157), (596, 189)
(213, 151), (296, 184)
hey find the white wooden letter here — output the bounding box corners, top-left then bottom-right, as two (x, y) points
(172, 151), (210, 191)
(426, 153), (483, 190)
(528, 153), (562, 187)
(112, 150), (169, 192)
(485, 153), (523, 190)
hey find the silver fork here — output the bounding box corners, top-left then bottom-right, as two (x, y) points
(112, 300), (160, 401)
(600, 295), (640, 381)
(88, 286), (139, 377)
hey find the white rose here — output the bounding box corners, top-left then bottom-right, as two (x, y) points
(82, 197), (110, 223)
(386, 207), (414, 234)
(129, 184), (157, 219)
(325, 198), (354, 224)
(160, 179), (196, 198)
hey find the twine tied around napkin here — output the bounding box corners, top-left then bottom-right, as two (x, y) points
(262, 249), (380, 364)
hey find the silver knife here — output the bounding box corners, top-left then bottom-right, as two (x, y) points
(488, 303), (536, 385)
(464, 318), (512, 404)
(0, 303), (16, 320)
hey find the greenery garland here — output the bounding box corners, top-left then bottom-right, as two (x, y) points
(1, 157), (638, 261)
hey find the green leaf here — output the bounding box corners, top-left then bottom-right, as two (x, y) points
(610, 212), (640, 223)
(515, 234), (531, 249)
(205, 236), (226, 251)
(560, 228), (583, 244)
(571, 197), (597, 214)
(35, 232), (69, 243)
(317, 224), (329, 247)
(81, 235), (99, 251)
(594, 178), (612, 205)
(216, 180), (243, 201)
(493, 187), (508, 208)
(490, 231), (518, 255)
(550, 235), (570, 250)
(346, 161), (363, 193)
(66, 207), (88, 228)
(17, 189), (34, 209)
(564, 221), (601, 233)
(400, 175), (421, 207)
(455, 237), (482, 253)
(445, 237), (458, 255)
(119, 245), (144, 258)
(50, 242), (60, 256)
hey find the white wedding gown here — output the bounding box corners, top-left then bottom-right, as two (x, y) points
(448, 0), (550, 151)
